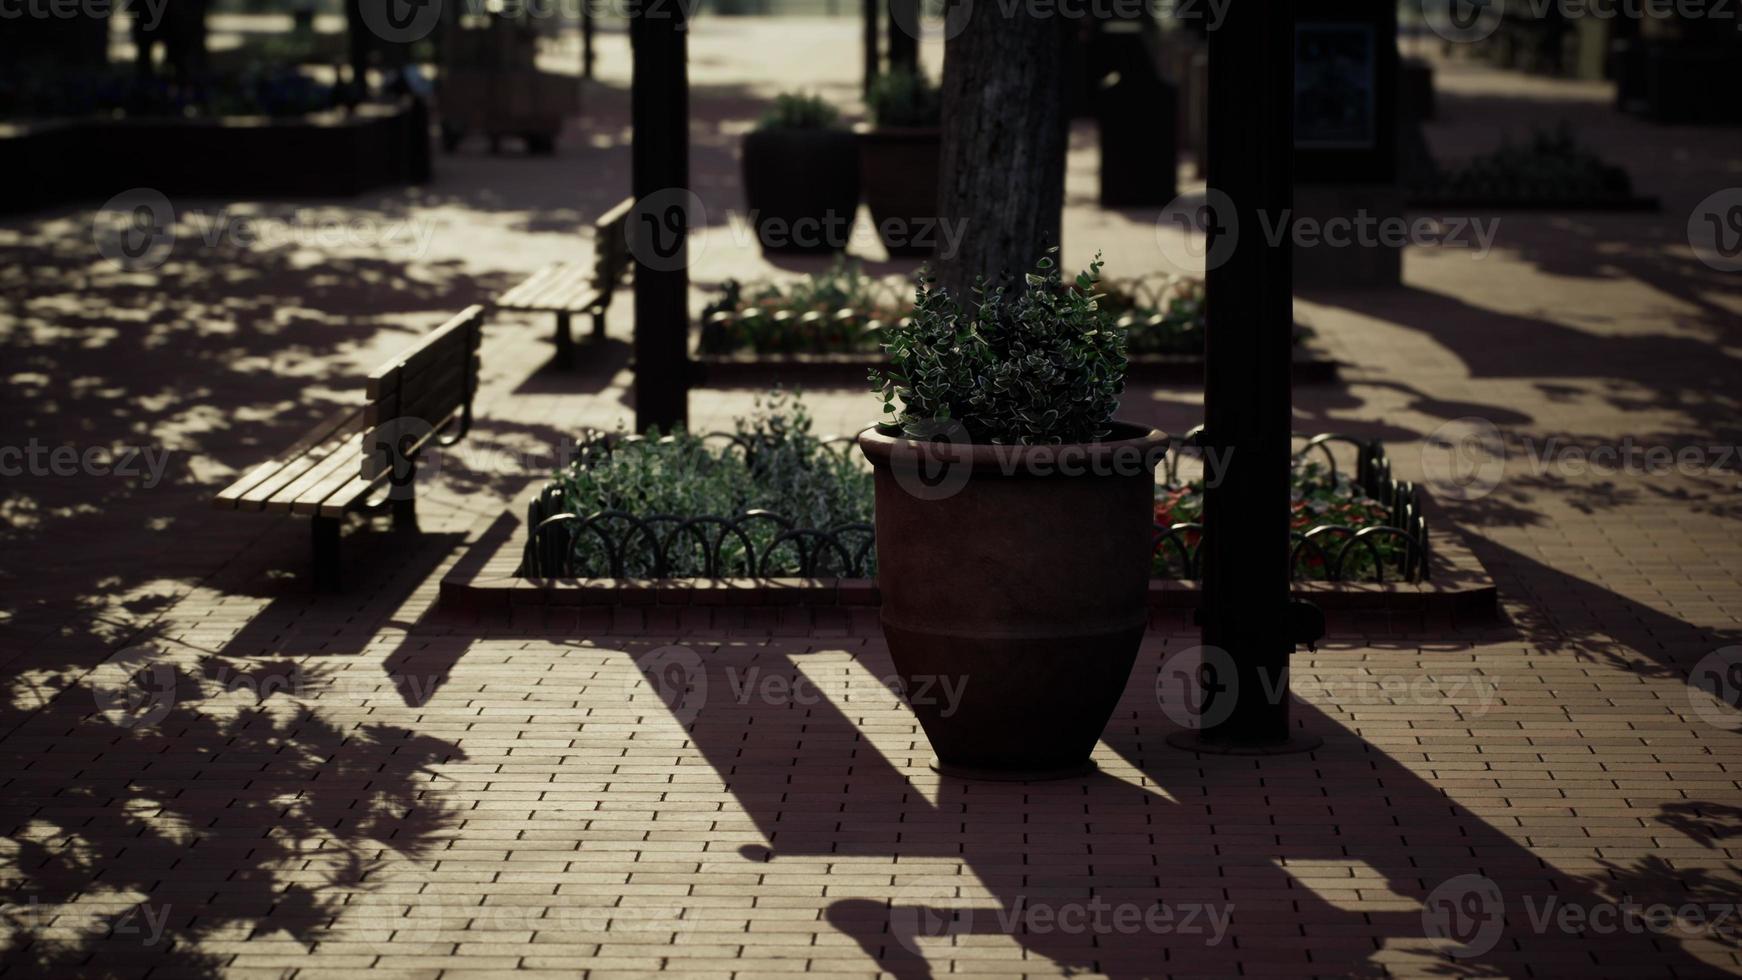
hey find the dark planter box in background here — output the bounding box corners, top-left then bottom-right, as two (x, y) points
(1098, 74), (1178, 208)
(1638, 45), (1742, 124)
(856, 125), (940, 258)
(1092, 19), (1178, 208)
(741, 128), (860, 253)
(0, 100), (430, 215)
(1400, 57), (1435, 122)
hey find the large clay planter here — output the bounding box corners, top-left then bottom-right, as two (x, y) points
(855, 124), (940, 258)
(741, 128), (860, 253)
(858, 422), (1169, 779)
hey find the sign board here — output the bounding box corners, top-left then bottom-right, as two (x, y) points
(1294, 1), (1396, 183)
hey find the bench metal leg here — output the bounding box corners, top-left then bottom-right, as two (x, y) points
(312, 516), (341, 593)
(390, 454), (420, 532)
(554, 311), (575, 369)
(393, 495), (418, 532)
(592, 308), (607, 342)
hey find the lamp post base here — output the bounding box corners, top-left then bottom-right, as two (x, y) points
(1166, 731), (1323, 756)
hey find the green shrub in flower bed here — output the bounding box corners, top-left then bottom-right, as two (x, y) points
(697, 264), (1259, 358)
(1095, 276), (1206, 355)
(1410, 123), (1653, 209)
(521, 396), (1426, 583)
(522, 392), (875, 578)
(698, 261), (908, 355)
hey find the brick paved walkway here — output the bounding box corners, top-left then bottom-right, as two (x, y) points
(2, 27), (1740, 978)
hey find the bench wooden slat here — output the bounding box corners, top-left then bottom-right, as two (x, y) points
(544, 280), (603, 312)
(265, 430), (367, 513)
(314, 473), (383, 519)
(368, 402), (466, 479)
(213, 405), (366, 509)
(499, 263), (584, 309)
(365, 306), (485, 399)
(231, 412), (367, 511)
(368, 324), (481, 407)
(365, 355), (476, 428)
(496, 264), (565, 307)
(496, 197), (634, 316)
(290, 434), (382, 516)
(529, 266), (592, 308)
(596, 195), (635, 230)
(501, 263), (590, 312)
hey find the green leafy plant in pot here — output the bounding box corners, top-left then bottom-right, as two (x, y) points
(857, 252), (1168, 779)
(857, 70), (942, 258)
(742, 92), (859, 254)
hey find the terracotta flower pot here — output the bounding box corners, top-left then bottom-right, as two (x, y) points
(858, 422), (1169, 779)
(855, 124), (940, 258)
(741, 128), (860, 254)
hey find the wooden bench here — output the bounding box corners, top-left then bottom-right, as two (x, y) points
(494, 196), (634, 368)
(213, 305), (485, 591)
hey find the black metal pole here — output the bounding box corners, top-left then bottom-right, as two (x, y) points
(864, 0), (880, 95)
(1170, 0), (1318, 754)
(887, 0), (919, 75)
(629, 0), (690, 432)
(582, 0), (596, 80)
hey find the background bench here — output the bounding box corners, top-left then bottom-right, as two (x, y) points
(212, 305), (485, 591)
(494, 196), (634, 368)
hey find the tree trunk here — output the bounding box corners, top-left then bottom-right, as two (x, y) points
(935, 8), (1067, 297)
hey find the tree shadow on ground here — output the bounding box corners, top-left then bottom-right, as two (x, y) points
(0, 621), (466, 977)
(1465, 535), (1741, 687)
(0, 212), (513, 681)
(617, 638), (1733, 978)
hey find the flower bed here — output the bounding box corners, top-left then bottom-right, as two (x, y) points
(695, 266), (1339, 386)
(1408, 124), (1658, 211)
(0, 96), (429, 215)
(520, 393), (874, 580)
(441, 414), (1494, 628)
(515, 399), (1424, 585)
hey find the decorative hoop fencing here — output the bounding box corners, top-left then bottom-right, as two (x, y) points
(696, 274), (913, 356)
(521, 428), (1429, 584)
(1151, 429), (1430, 584)
(520, 430), (873, 579)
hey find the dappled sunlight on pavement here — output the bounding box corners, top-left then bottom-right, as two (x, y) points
(0, 25), (1739, 976)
